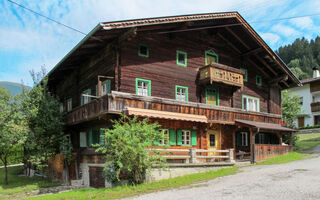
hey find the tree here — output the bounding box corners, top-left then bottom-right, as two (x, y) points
(281, 90), (302, 128)
(21, 68), (72, 179)
(0, 87), (27, 184)
(96, 115), (166, 184)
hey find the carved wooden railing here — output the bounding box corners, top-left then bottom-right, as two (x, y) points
(199, 64), (244, 87)
(254, 144), (293, 162)
(66, 91), (282, 125)
(311, 102), (320, 112)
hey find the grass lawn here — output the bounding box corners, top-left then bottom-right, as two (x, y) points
(28, 166), (239, 200)
(257, 152), (308, 165)
(295, 133), (320, 152)
(0, 166), (60, 200)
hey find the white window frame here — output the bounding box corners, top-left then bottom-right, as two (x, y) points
(182, 130), (191, 146)
(67, 98), (72, 112)
(102, 80), (110, 96)
(159, 129), (169, 145)
(242, 95), (260, 112)
(176, 86), (188, 102)
(137, 80), (150, 96)
(240, 132), (248, 146)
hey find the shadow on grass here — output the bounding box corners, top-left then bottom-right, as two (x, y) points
(0, 166), (60, 194)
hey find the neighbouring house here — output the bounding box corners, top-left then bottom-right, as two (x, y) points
(288, 67), (320, 128)
(46, 12), (300, 187)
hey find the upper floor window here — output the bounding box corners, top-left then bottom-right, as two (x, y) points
(240, 68), (248, 82)
(256, 75), (262, 86)
(67, 98), (72, 112)
(102, 80), (111, 96)
(205, 50), (218, 65)
(176, 50), (187, 67)
(206, 86), (219, 106)
(81, 89), (91, 105)
(242, 95), (260, 112)
(136, 78), (151, 96)
(175, 85), (188, 102)
(138, 43), (149, 57)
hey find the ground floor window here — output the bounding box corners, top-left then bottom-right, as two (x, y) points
(314, 115), (320, 126)
(182, 130), (191, 145)
(209, 134), (216, 147)
(159, 129), (169, 145)
(237, 131), (249, 146)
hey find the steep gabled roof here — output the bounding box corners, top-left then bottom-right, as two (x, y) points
(47, 12), (301, 88)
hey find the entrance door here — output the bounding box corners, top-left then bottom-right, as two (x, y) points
(89, 166), (105, 188)
(207, 129), (220, 156)
(206, 86), (219, 105)
(298, 117), (304, 127)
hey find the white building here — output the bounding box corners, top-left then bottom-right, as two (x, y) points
(288, 68), (320, 128)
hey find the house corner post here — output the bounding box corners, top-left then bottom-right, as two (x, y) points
(229, 149), (235, 163)
(189, 149), (197, 163)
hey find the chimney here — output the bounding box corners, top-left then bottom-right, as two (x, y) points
(313, 67), (320, 78)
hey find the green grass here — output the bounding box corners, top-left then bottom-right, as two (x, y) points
(295, 133), (320, 152)
(257, 152), (307, 165)
(0, 166), (60, 200)
(28, 166), (239, 200)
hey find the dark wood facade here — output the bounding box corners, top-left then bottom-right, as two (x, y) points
(46, 12), (299, 185)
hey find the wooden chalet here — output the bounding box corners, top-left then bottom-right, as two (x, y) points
(47, 12), (300, 187)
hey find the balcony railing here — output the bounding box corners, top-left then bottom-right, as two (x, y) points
(66, 91), (282, 125)
(199, 63), (244, 87)
(311, 102), (320, 112)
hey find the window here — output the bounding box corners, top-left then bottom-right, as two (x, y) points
(209, 134), (216, 147)
(138, 43), (149, 57)
(240, 68), (248, 82)
(176, 50), (187, 67)
(175, 85), (188, 102)
(299, 96), (303, 105)
(258, 133), (265, 144)
(256, 75), (262, 86)
(240, 132), (248, 146)
(159, 129), (169, 145)
(59, 103), (64, 113)
(136, 78), (151, 96)
(81, 89), (91, 105)
(80, 132), (87, 147)
(242, 95), (260, 112)
(67, 98), (72, 112)
(102, 80), (111, 95)
(206, 86), (219, 105)
(89, 129), (100, 146)
(205, 50), (218, 65)
(182, 130), (191, 146)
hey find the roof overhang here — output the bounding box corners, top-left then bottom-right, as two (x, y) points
(235, 119), (295, 132)
(124, 107), (208, 123)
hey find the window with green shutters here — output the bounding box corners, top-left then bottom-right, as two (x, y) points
(154, 129), (176, 146)
(177, 129), (197, 146)
(159, 129), (169, 146)
(176, 50), (187, 67)
(89, 129), (99, 146)
(236, 132), (250, 146)
(81, 89), (91, 105)
(169, 129), (176, 146)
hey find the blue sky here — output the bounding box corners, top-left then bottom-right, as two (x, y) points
(1, 0), (320, 86)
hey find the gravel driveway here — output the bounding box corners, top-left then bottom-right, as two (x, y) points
(126, 148), (320, 200)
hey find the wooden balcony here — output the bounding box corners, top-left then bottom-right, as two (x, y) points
(311, 102), (320, 112)
(199, 63), (244, 87)
(66, 91), (282, 125)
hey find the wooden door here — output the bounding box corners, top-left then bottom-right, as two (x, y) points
(207, 129), (220, 156)
(206, 87), (218, 105)
(298, 117), (304, 127)
(89, 166), (105, 188)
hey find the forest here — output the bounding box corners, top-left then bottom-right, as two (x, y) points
(276, 36), (320, 80)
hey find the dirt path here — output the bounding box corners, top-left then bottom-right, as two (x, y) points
(126, 155), (320, 200)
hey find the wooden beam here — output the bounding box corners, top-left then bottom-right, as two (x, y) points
(239, 47), (263, 57)
(225, 27), (250, 50)
(118, 27), (137, 44)
(217, 33), (241, 54)
(246, 58), (271, 78)
(255, 56), (277, 75)
(268, 74), (288, 86)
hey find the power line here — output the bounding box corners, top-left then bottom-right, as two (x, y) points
(6, 0), (87, 36)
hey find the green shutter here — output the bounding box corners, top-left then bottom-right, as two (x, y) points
(169, 129), (176, 146)
(106, 80), (111, 94)
(177, 130), (182, 146)
(191, 130), (197, 146)
(236, 132), (241, 146)
(81, 95), (84, 105)
(153, 140), (160, 146)
(99, 129), (105, 145)
(92, 129), (99, 145)
(95, 85), (98, 97)
(89, 130), (92, 146)
(88, 89), (92, 102)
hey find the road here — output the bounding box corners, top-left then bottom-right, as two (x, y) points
(127, 147), (320, 200)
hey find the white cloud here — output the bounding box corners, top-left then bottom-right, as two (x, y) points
(260, 33), (280, 46)
(290, 17), (314, 30)
(271, 24), (300, 37)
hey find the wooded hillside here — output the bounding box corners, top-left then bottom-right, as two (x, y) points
(276, 36), (320, 80)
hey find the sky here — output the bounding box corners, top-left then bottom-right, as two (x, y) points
(1, 0), (320, 86)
